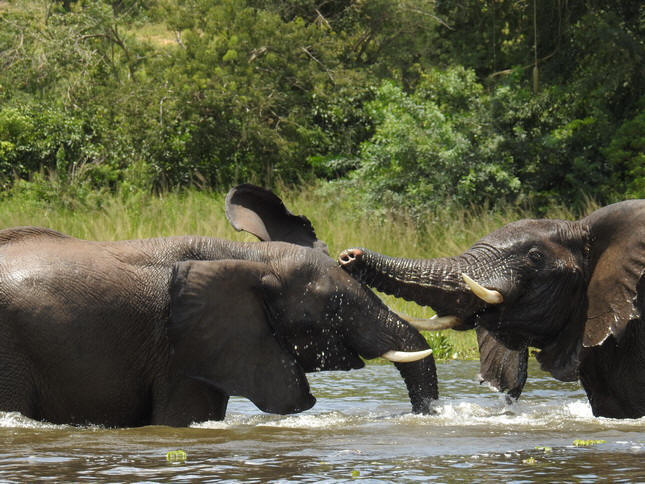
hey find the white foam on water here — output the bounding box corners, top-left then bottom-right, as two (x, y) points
(257, 411), (353, 429)
(193, 396), (600, 432)
(190, 420), (230, 430)
(0, 411), (64, 430)
(201, 396), (609, 431)
(193, 411), (353, 429)
(4, 396), (644, 433)
(386, 397), (603, 430)
(562, 400), (595, 419)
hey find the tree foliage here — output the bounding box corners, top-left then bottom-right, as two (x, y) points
(0, 0), (643, 213)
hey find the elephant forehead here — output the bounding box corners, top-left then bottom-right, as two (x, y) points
(477, 219), (580, 249)
(308, 263), (367, 297)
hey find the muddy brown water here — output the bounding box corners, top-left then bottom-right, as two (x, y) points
(1, 360), (644, 482)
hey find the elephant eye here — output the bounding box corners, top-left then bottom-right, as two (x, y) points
(528, 247), (545, 266)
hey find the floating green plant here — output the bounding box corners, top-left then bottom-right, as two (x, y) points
(166, 450), (187, 463)
(572, 439), (606, 447)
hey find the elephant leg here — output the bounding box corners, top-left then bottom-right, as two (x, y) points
(579, 322), (645, 419)
(152, 377), (229, 427)
(579, 354), (634, 418)
(0, 372), (36, 419)
(0, 325), (39, 420)
(0, 360), (37, 420)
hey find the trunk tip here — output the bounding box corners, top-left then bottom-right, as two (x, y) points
(338, 248), (363, 267)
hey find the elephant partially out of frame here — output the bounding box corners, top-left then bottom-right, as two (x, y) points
(340, 200), (645, 418)
(0, 184), (436, 427)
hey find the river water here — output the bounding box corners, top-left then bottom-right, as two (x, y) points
(1, 360), (644, 482)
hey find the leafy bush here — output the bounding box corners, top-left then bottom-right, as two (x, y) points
(604, 104), (645, 199)
(424, 333), (454, 361)
(336, 70), (520, 217)
(0, 106), (86, 182)
(0, 0), (642, 212)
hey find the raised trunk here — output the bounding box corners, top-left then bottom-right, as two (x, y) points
(339, 247), (530, 403)
(339, 248), (484, 318)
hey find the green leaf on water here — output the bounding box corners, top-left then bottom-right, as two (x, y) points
(351, 470), (360, 478)
(166, 449), (187, 463)
(572, 439), (606, 447)
(535, 446), (552, 453)
(522, 457), (537, 465)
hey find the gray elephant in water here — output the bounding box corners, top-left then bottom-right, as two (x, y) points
(0, 184), (436, 427)
(339, 200), (645, 418)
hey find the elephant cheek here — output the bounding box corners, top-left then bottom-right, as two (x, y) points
(289, 334), (365, 372)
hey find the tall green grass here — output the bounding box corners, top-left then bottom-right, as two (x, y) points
(0, 184), (598, 360)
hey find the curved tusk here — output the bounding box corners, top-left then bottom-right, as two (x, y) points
(462, 273), (504, 304)
(381, 349), (433, 363)
(396, 311), (462, 331)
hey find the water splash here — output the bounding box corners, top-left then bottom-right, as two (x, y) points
(0, 412), (64, 430)
(3, 362), (645, 482)
(257, 411), (353, 429)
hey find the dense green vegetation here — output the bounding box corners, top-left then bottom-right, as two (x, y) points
(0, 0), (643, 217)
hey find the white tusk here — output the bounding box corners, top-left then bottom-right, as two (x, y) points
(380, 349), (433, 363)
(462, 273), (504, 304)
(396, 312), (462, 331)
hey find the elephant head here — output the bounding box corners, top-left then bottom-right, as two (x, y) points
(167, 184), (438, 417)
(338, 200), (645, 417)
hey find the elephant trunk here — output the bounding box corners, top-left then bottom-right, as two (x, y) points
(339, 247), (487, 319)
(345, 294), (438, 414)
(388, 312), (439, 414)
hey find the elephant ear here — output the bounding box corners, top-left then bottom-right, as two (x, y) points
(169, 259), (315, 415)
(582, 200), (645, 347)
(225, 184), (328, 253)
(476, 327), (528, 400)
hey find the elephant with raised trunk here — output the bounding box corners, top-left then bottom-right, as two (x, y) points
(0, 185), (436, 427)
(339, 200), (645, 418)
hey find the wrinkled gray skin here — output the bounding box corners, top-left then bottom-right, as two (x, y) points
(0, 184), (436, 427)
(339, 200), (645, 418)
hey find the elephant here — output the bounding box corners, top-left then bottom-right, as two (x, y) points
(339, 199), (645, 418)
(0, 184), (437, 428)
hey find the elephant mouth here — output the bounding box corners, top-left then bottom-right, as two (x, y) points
(431, 308), (484, 332)
(406, 313), (485, 334)
(438, 299), (540, 353)
(406, 273), (506, 333)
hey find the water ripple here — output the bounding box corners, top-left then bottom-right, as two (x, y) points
(2, 361), (645, 481)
